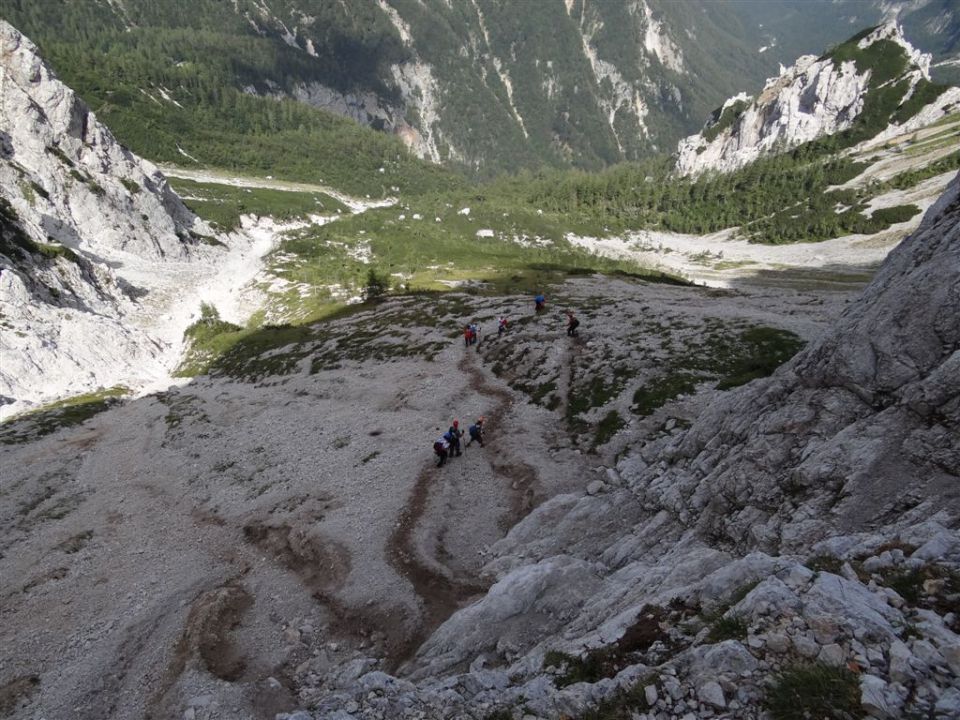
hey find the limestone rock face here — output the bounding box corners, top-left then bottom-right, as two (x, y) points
(676, 22), (960, 175)
(0, 20), (216, 413)
(0, 20), (197, 260)
(629, 172), (960, 553)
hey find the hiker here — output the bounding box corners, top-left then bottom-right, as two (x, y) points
(469, 323), (479, 345)
(534, 293), (546, 313)
(433, 436), (449, 467)
(566, 310), (580, 337)
(466, 416), (485, 448)
(447, 420), (463, 457)
(497, 316), (508, 337)
(463, 324), (472, 348)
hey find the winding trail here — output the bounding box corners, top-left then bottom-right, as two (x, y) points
(460, 350), (541, 526)
(385, 349), (542, 670)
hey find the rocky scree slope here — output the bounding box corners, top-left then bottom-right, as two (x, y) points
(284, 177), (960, 719)
(0, 20), (214, 414)
(676, 22), (960, 176)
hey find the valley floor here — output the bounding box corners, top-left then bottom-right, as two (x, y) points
(0, 276), (850, 719)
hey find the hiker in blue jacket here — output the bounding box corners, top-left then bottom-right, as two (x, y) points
(466, 417), (485, 448)
(447, 420), (463, 457)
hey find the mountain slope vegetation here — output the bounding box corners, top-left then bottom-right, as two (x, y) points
(0, 0), (794, 177)
(2, 0), (457, 196)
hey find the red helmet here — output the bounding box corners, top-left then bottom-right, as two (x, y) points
(453, 420), (459, 427)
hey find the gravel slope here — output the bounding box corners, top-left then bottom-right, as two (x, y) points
(0, 276), (848, 719)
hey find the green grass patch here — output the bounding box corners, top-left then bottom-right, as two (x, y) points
(706, 615), (748, 643)
(713, 327), (806, 389)
(176, 302), (245, 376)
(543, 606), (669, 688)
(120, 177), (141, 194)
(262, 192), (687, 323)
(765, 664), (863, 720)
(876, 563), (960, 611)
(806, 555), (844, 575)
(0, 387), (128, 445)
(632, 371), (699, 416)
(575, 682), (653, 720)
(169, 178), (349, 231)
(0, 197), (79, 265)
(703, 98), (750, 143)
(594, 410), (625, 447)
(825, 34), (908, 84)
(884, 149), (960, 188)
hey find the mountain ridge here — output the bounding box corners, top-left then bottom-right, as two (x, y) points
(676, 22), (960, 176)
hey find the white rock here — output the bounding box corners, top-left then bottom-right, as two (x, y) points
(860, 674), (892, 719)
(697, 681), (725, 709)
(912, 532), (959, 562)
(817, 643), (845, 667)
(935, 687), (960, 717)
(942, 643), (960, 676)
(586, 480), (606, 496)
(765, 632), (790, 654)
(793, 632), (819, 659)
(675, 23), (959, 176)
(890, 640), (915, 684)
(807, 615), (840, 644)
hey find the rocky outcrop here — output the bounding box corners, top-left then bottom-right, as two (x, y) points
(676, 23), (960, 175)
(0, 21), (217, 414)
(0, 21), (197, 259)
(631, 171), (959, 553)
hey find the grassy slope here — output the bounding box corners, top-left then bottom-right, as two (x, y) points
(169, 178), (349, 232)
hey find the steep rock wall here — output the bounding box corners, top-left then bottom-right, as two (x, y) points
(676, 23), (960, 175)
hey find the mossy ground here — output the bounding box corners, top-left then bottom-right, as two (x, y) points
(0, 387), (128, 444)
(765, 664), (863, 720)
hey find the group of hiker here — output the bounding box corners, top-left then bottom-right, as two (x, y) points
(433, 417), (485, 466)
(463, 316), (511, 347)
(533, 292), (579, 335)
(433, 293), (578, 465)
(463, 322), (479, 347)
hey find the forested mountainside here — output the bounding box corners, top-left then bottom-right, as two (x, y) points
(0, 1), (457, 197)
(0, 0), (765, 178)
(4, 0), (955, 179)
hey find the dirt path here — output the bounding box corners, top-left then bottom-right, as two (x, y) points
(460, 350), (541, 525)
(385, 349), (543, 670)
(158, 165), (396, 212)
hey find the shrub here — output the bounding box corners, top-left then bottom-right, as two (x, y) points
(362, 267), (390, 302)
(707, 615), (748, 642)
(765, 664), (863, 720)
